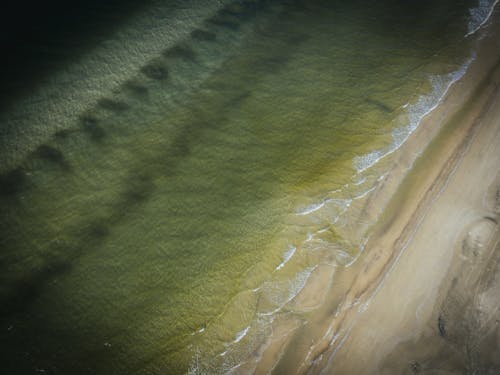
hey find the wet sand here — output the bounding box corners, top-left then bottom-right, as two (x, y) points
(240, 10), (500, 375)
(323, 59), (500, 375)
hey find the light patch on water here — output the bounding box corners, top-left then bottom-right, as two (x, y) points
(0, 0), (237, 173)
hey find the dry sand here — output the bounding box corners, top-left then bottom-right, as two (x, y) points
(239, 9), (500, 375)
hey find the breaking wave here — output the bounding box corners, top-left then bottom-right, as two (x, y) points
(354, 54), (474, 174)
(466, 0), (499, 37)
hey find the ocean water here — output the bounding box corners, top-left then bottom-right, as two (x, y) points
(0, 0), (495, 373)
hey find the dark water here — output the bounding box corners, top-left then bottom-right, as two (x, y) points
(0, 0), (494, 373)
(0, 0), (151, 109)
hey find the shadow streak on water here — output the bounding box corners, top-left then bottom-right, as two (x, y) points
(0, 7), (311, 368)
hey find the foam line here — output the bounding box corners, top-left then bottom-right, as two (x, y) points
(466, 0), (499, 37)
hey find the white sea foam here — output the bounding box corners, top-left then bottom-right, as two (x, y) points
(353, 150), (385, 174)
(466, 0), (499, 37)
(258, 267), (315, 316)
(296, 201), (329, 216)
(351, 186), (376, 201)
(354, 55), (474, 174)
(288, 267), (314, 300)
(232, 326), (251, 344)
(187, 347), (203, 375)
(294, 196), (354, 227)
(191, 326), (206, 335)
(276, 246), (297, 271)
(353, 176), (367, 186)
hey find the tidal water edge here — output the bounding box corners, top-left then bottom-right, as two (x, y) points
(0, 0), (497, 373)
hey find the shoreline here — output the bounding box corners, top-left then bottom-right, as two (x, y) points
(324, 64), (500, 374)
(1, 3), (499, 374)
(241, 8), (500, 374)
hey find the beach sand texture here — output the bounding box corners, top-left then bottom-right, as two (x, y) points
(248, 8), (500, 375)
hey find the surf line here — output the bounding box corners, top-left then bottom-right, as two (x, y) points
(466, 0), (500, 37)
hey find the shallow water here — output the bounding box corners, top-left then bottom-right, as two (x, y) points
(0, 0), (493, 373)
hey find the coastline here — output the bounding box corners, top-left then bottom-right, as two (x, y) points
(323, 60), (500, 374)
(239, 7), (500, 374)
(2, 2), (499, 374)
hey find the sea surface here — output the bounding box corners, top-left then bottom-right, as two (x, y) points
(0, 0), (496, 373)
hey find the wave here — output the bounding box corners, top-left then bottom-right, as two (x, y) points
(258, 267), (315, 316)
(275, 245), (297, 271)
(232, 325), (251, 344)
(296, 201), (329, 216)
(211, 267), (315, 373)
(295, 196), (353, 226)
(220, 325), (252, 357)
(354, 54), (474, 174)
(187, 51), (477, 367)
(466, 0), (499, 37)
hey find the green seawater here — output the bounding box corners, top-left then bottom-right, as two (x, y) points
(0, 0), (487, 373)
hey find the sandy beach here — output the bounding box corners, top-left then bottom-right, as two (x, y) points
(321, 61), (500, 374)
(323, 74), (500, 374)
(2, 2), (500, 374)
(238, 8), (500, 375)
